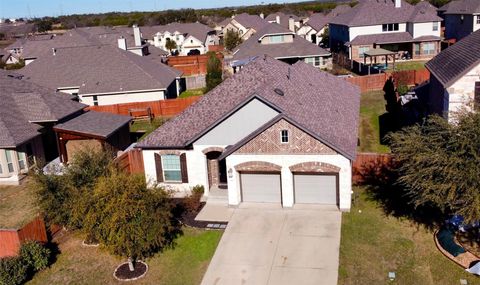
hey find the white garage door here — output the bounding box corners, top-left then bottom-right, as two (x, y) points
(241, 173), (281, 203)
(294, 174), (337, 204)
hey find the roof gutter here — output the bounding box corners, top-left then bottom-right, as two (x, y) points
(81, 88), (167, 97)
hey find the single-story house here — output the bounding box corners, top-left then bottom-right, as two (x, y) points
(137, 56), (360, 211)
(232, 23), (331, 69)
(18, 44), (183, 106)
(425, 29), (480, 122)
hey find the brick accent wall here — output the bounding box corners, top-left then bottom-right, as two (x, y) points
(289, 161), (340, 173)
(235, 119), (337, 155)
(235, 161), (282, 172)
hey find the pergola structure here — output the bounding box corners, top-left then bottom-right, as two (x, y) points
(363, 48), (397, 69)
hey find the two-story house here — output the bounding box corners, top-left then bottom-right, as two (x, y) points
(440, 0), (480, 41)
(143, 22), (218, 56)
(218, 13), (268, 41)
(329, 0), (442, 61)
(231, 23), (331, 69)
(297, 5), (352, 45)
(264, 12), (304, 32)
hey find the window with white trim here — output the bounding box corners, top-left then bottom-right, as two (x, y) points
(269, 35), (285, 43)
(162, 154), (181, 182)
(93, 95), (98, 106)
(358, 46), (370, 58)
(5, 150), (14, 173)
(382, 23), (399, 32)
(17, 151), (26, 170)
(423, 42), (435, 55)
(281, 130), (289, 143)
(477, 15), (480, 24)
(433, 22), (439, 31)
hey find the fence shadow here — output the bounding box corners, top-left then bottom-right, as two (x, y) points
(354, 156), (444, 230)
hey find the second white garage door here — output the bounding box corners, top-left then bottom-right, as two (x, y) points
(241, 173), (281, 203)
(294, 174), (337, 204)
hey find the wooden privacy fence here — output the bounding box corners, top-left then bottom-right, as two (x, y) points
(0, 217), (48, 258)
(86, 97), (200, 118)
(115, 148), (144, 174)
(346, 69), (430, 92)
(353, 153), (393, 184)
(167, 53), (223, 75)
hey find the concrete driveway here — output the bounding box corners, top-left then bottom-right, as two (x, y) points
(201, 204), (342, 285)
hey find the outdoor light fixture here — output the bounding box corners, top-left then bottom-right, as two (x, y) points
(388, 272), (396, 281)
(228, 168), (233, 179)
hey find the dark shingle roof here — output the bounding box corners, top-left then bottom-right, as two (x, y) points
(347, 31), (441, 45)
(233, 23), (330, 61)
(139, 22), (213, 42)
(138, 56), (360, 160)
(54, 111), (131, 138)
(265, 12), (300, 28)
(442, 0), (480, 14)
(231, 13), (269, 30)
(425, 29), (480, 88)
(0, 70), (86, 147)
(330, 0), (441, 27)
(18, 44), (182, 95)
(305, 13), (331, 31)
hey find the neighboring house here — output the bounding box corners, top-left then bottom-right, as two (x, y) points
(0, 70), (84, 185)
(265, 12), (303, 32)
(425, 29), (480, 122)
(232, 23), (331, 69)
(137, 56), (360, 211)
(329, 0), (442, 61)
(440, 0), (480, 41)
(297, 5), (352, 45)
(0, 70), (133, 185)
(18, 44), (183, 106)
(219, 13), (268, 41)
(141, 22), (218, 56)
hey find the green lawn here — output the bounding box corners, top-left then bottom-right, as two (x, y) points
(178, 88), (205, 98)
(358, 90), (390, 153)
(391, 60), (427, 71)
(338, 187), (477, 285)
(27, 227), (222, 285)
(130, 117), (167, 140)
(0, 180), (39, 228)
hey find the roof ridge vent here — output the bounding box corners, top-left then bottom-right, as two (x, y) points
(274, 88), (284, 96)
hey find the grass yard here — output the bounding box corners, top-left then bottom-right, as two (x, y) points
(178, 88), (205, 98)
(358, 90), (390, 153)
(27, 227), (222, 285)
(338, 187), (477, 285)
(0, 179), (39, 229)
(391, 60), (427, 71)
(130, 117), (167, 140)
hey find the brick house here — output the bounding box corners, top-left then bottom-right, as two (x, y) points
(137, 56), (360, 211)
(329, 0), (442, 61)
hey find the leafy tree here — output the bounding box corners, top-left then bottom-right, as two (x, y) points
(205, 52), (223, 92)
(36, 20), (53, 33)
(83, 170), (176, 270)
(20, 241), (50, 272)
(389, 111), (480, 223)
(224, 29), (242, 51)
(165, 39), (177, 54)
(34, 148), (113, 228)
(320, 27), (329, 48)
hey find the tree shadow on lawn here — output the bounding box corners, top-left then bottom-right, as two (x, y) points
(355, 158), (445, 231)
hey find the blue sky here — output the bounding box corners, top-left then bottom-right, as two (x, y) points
(0, 0), (308, 19)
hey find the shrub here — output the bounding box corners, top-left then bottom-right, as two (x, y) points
(183, 185), (204, 214)
(20, 241), (50, 272)
(83, 171), (176, 262)
(205, 52), (223, 93)
(192, 185), (205, 195)
(0, 256), (28, 285)
(397, 84), (409, 96)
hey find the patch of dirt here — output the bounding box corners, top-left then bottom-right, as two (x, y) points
(114, 261), (148, 280)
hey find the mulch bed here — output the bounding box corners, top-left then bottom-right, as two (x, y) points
(457, 230), (480, 259)
(114, 261), (148, 281)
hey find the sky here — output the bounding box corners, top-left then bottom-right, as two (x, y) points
(0, 0), (310, 19)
